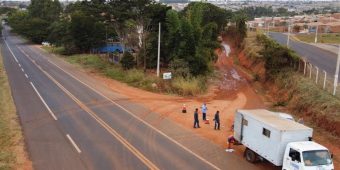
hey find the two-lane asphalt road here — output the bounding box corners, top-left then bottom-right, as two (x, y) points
(1, 27), (220, 170)
(1, 26), (270, 170)
(269, 32), (340, 81)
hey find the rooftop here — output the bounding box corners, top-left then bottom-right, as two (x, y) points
(289, 141), (328, 152)
(237, 109), (312, 131)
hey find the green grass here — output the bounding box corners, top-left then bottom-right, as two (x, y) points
(0, 48), (23, 169)
(243, 31), (340, 137)
(244, 31), (264, 60)
(171, 76), (207, 96)
(64, 54), (208, 95)
(41, 46), (65, 55)
(274, 71), (340, 136)
(295, 33), (340, 44)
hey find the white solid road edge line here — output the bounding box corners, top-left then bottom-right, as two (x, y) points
(66, 134), (82, 153)
(25, 74), (28, 79)
(4, 43), (58, 121)
(29, 82), (58, 121)
(18, 63), (21, 67)
(23, 52), (159, 170)
(40, 49), (220, 170)
(20, 46), (218, 169)
(4, 40), (19, 63)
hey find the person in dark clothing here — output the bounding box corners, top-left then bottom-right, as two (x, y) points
(213, 111), (220, 130)
(193, 108), (200, 128)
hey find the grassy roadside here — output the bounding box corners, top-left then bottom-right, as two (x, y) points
(294, 33), (340, 44)
(0, 48), (30, 169)
(241, 31), (340, 136)
(240, 31), (340, 166)
(42, 48), (208, 96)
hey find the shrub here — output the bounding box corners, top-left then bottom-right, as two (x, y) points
(62, 53), (208, 96)
(171, 76), (206, 96)
(105, 67), (124, 81)
(169, 58), (191, 78)
(120, 52), (135, 70)
(257, 34), (299, 80)
(125, 69), (145, 84)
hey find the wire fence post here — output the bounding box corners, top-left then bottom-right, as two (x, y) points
(323, 70), (327, 90)
(315, 67), (319, 84)
(334, 76), (338, 96)
(309, 63), (312, 79)
(333, 45), (340, 96)
(304, 61), (307, 75)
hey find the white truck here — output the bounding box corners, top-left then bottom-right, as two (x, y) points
(234, 109), (334, 170)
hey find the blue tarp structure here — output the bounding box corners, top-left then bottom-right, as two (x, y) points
(96, 43), (124, 53)
(94, 43), (134, 54)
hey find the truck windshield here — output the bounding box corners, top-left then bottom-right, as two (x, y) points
(302, 150), (332, 166)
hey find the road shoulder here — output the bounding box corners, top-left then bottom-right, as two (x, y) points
(0, 43), (32, 169)
(32, 44), (278, 169)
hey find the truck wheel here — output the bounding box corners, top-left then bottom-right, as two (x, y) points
(245, 148), (257, 163)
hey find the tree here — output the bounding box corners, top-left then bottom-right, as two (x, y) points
(28, 0), (61, 21)
(231, 12), (247, 47)
(8, 11), (29, 35)
(184, 2), (232, 31)
(70, 11), (105, 52)
(0, 7), (16, 15)
(164, 10), (181, 61)
(48, 19), (70, 47)
(8, 11), (50, 43)
(8, 0), (62, 43)
(121, 52), (135, 70)
(277, 7), (288, 16)
(24, 18), (50, 43)
(141, 3), (170, 69)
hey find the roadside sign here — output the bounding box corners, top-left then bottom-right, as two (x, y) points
(163, 72), (172, 80)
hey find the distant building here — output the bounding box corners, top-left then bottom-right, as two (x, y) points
(160, 0), (189, 3)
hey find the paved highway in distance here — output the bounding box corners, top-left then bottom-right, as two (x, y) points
(269, 32), (340, 81)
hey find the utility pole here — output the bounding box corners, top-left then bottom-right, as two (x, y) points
(157, 22), (161, 77)
(267, 17), (270, 35)
(314, 24), (318, 44)
(333, 45), (340, 95)
(106, 26), (108, 57)
(287, 18), (290, 48)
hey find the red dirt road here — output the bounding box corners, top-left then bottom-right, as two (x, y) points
(90, 45), (339, 168)
(89, 46), (273, 166)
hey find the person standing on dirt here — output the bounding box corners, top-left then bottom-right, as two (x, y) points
(194, 108), (200, 128)
(201, 103), (207, 121)
(213, 111), (220, 130)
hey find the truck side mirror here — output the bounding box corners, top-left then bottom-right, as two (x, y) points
(308, 137), (313, 141)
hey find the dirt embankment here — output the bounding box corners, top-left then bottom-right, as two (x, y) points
(94, 45), (266, 149)
(237, 45), (340, 168)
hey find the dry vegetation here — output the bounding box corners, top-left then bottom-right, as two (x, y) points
(295, 33), (340, 44)
(0, 49), (29, 169)
(241, 31), (340, 137)
(62, 53), (208, 96)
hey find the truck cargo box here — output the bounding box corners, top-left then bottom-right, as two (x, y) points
(234, 109), (313, 166)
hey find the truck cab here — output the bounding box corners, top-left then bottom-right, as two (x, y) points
(282, 141), (334, 170)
